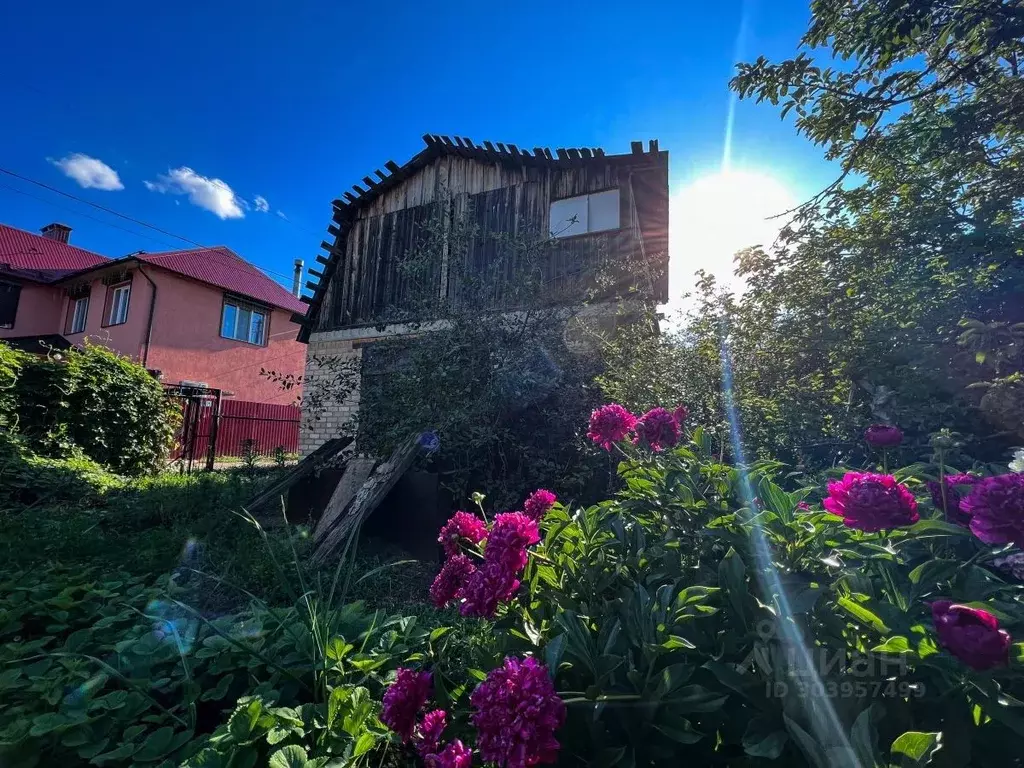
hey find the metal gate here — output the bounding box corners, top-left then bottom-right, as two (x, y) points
(165, 384), (222, 473)
(165, 385), (301, 473)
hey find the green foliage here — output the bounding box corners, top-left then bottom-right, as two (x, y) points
(5, 342), (178, 475)
(487, 435), (1024, 766)
(0, 342), (26, 430)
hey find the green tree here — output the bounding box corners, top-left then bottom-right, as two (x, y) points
(625, 0), (1024, 466)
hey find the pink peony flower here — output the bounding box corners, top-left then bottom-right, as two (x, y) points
(415, 710), (448, 758)
(587, 404), (637, 451)
(633, 407), (680, 452)
(864, 424), (904, 448)
(960, 473), (1024, 547)
(523, 489), (557, 522)
(430, 554), (476, 609)
(460, 562), (521, 618)
(424, 739), (473, 768)
(796, 501), (811, 511)
(438, 511), (489, 557)
(932, 600), (1011, 671)
(673, 404), (689, 426)
(927, 474), (979, 526)
(823, 472), (919, 531)
(459, 513), (539, 618)
(470, 656), (565, 768)
(381, 668), (432, 742)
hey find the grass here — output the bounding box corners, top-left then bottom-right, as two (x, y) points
(0, 459), (439, 616)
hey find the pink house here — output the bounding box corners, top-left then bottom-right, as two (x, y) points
(0, 222), (306, 403)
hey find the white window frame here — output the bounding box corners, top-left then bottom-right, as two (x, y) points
(70, 296), (89, 334)
(221, 298), (268, 345)
(549, 188), (621, 238)
(107, 283), (131, 326)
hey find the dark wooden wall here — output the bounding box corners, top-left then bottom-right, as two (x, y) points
(317, 153), (666, 331)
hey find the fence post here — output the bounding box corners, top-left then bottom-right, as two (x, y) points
(205, 389), (223, 472)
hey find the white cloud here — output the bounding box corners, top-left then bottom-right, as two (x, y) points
(276, 210), (288, 220)
(144, 167), (245, 219)
(253, 195), (270, 213)
(49, 153), (124, 191)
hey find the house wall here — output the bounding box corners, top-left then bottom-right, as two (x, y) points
(317, 152), (668, 331)
(144, 269), (305, 403)
(0, 282), (66, 338)
(67, 273), (152, 359)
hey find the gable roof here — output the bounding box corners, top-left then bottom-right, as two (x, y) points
(298, 134), (667, 339)
(134, 247), (307, 314)
(0, 223), (109, 282)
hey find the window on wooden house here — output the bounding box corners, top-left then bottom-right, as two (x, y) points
(549, 189), (621, 238)
(221, 297), (268, 345)
(68, 296), (89, 334)
(105, 283), (131, 326)
(0, 282), (20, 329)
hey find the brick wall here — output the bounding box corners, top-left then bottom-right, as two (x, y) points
(298, 334), (363, 457)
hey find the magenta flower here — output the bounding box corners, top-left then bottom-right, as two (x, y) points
(823, 472), (919, 532)
(471, 656), (565, 768)
(927, 474), (979, 526)
(415, 710), (448, 758)
(524, 489), (557, 522)
(430, 554), (476, 609)
(633, 407), (680, 452)
(673, 404), (689, 426)
(486, 513), (540, 571)
(796, 501), (811, 511)
(960, 473), (1024, 547)
(587, 404), (637, 451)
(424, 739), (473, 768)
(460, 562), (521, 618)
(381, 668), (432, 742)
(864, 424), (903, 448)
(932, 600), (1012, 671)
(459, 513), (539, 618)
(438, 511), (489, 557)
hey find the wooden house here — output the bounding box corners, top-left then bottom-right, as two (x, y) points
(295, 134), (669, 455)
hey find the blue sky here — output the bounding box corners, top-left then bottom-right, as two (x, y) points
(1, 0), (833, 300)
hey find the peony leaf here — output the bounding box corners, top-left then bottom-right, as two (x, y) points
(889, 731), (942, 766)
(906, 520), (971, 538)
(838, 597), (890, 634)
(743, 713), (788, 758)
(268, 745), (309, 768)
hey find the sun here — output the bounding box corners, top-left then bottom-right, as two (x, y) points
(667, 169), (797, 302)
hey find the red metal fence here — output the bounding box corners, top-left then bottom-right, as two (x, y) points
(169, 396), (300, 463)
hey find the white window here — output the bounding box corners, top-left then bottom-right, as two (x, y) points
(221, 298), (267, 345)
(107, 284), (130, 325)
(549, 189), (621, 238)
(70, 296), (89, 334)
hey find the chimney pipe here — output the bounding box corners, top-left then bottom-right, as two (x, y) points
(292, 259), (304, 298)
(41, 223), (72, 243)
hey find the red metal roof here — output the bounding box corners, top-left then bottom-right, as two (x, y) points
(136, 247), (307, 314)
(0, 223), (109, 282)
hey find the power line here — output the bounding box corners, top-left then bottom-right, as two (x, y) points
(0, 166), (206, 247)
(0, 181), (178, 248)
(0, 168), (303, 290)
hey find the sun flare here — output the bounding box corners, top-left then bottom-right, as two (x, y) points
(668, 169), (797, 302)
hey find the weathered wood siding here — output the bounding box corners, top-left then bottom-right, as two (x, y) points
(318, 154), (663, 330)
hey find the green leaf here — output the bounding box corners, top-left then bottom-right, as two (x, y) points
(29, 713), (68, 736)
(872, 636), (911, 654)
(889, 731), (942, 766)
(784, 715), (826, 768)
(90, 742), (137, 765)
(268, 745), (309, 768)
(352, 732), (376, 758)
(907, 520), (970, 538)
(743, 714), (788, 759)
(325, 638), (353, 662)
(908, 559), (959, 586)
(545, 634), (567, 675)
(342, 687), (373, 737)
(851, 706), (879, 766)
(429, 626), (452, 642)
(134, 726), (175, 762)
(837, 596), (890, 633)
(653, 720), (703, 744)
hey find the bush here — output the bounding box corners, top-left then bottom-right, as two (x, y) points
(0, 342), (25, 430)
(408, 407), (1024, 767)
(9, 341), (178, 475)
